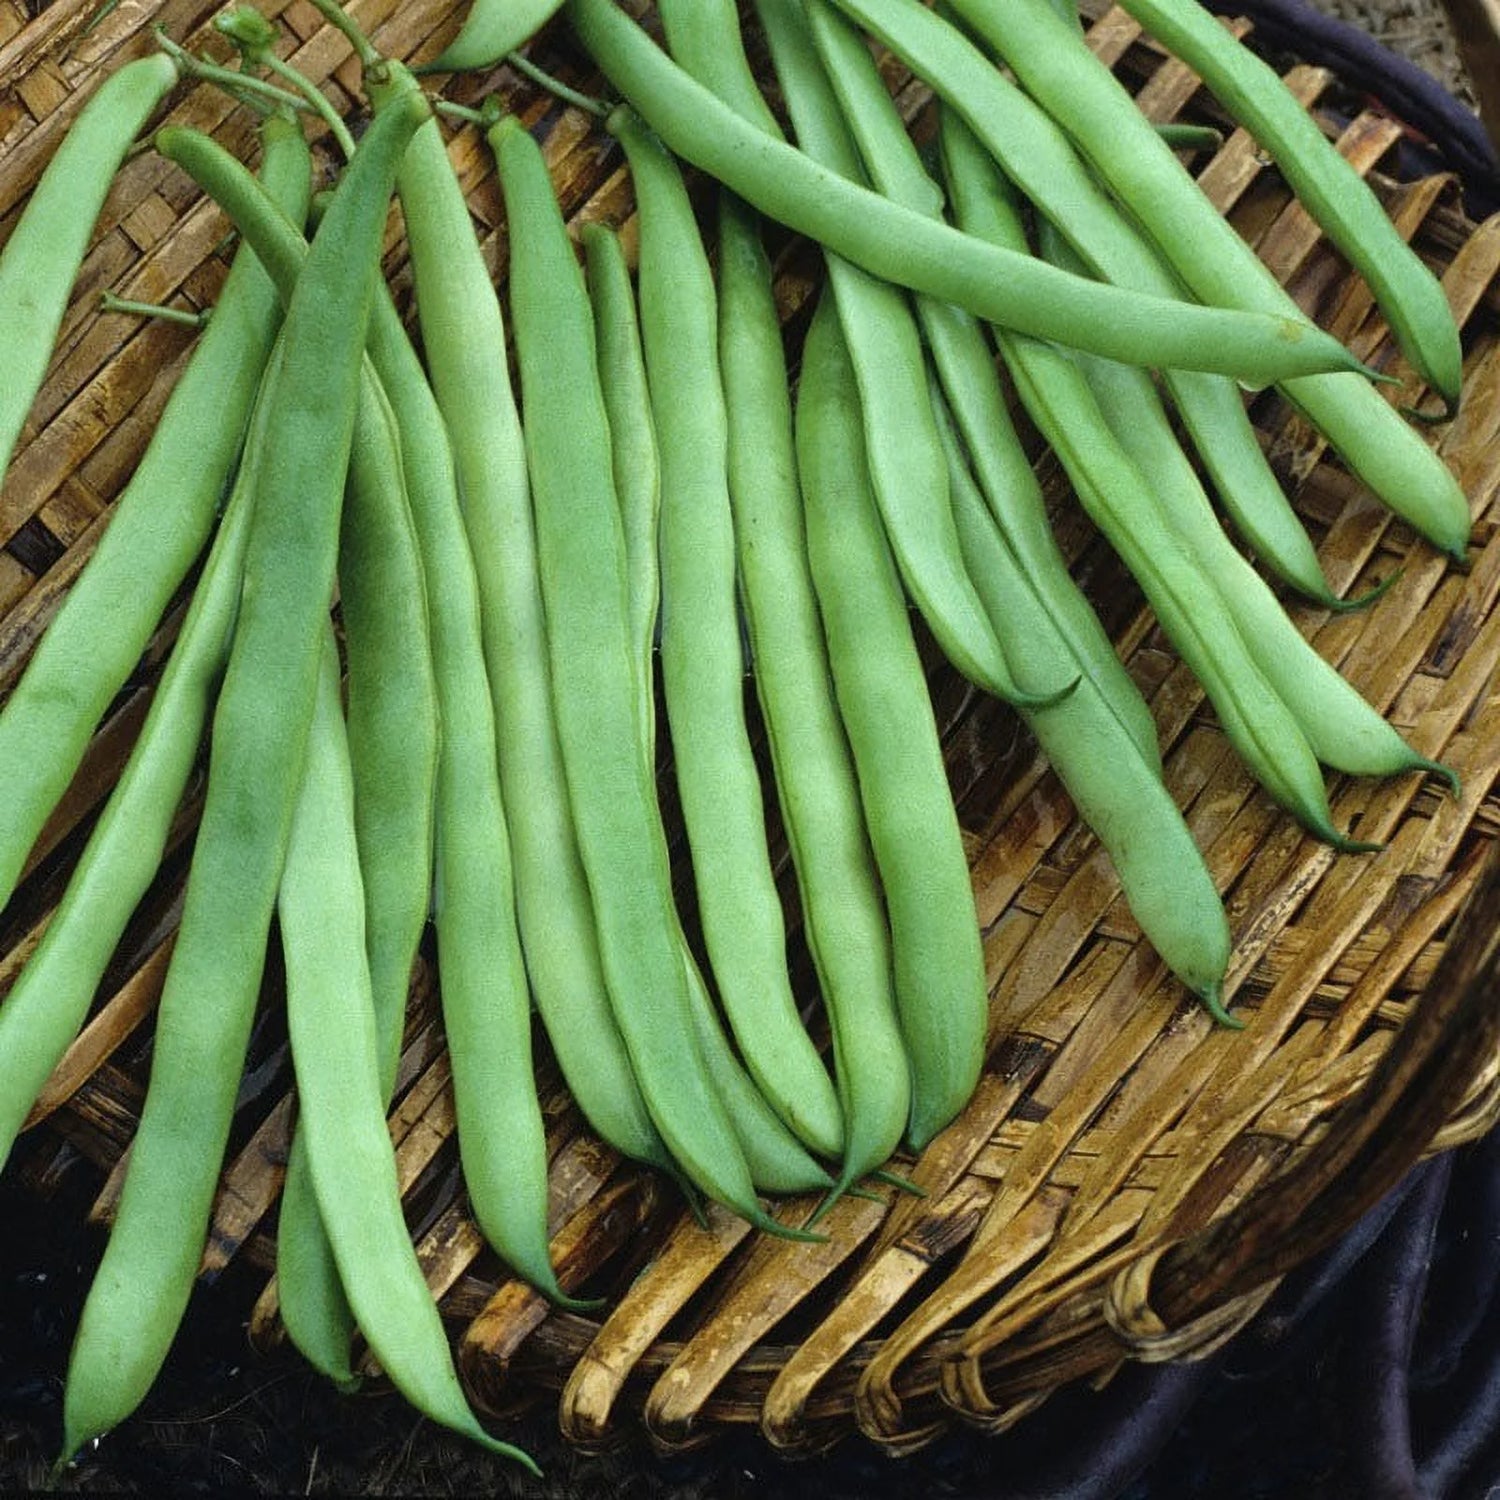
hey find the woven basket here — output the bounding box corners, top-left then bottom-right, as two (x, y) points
(5, 0), (1500, 1460)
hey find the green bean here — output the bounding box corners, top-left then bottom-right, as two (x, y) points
(277, 346), (438, 1388)
(564, 0), (1366, 385)
(940, 390), (1234, 1015)
(825, 0), (1343, 606)
(158, 107), (677, 1222)
(421, 0), (567, 74)
(944, 0), (1471, 560)
(1064, 329), (1457, 791)
(796, 293), (988, 1152)
(658, 0), (782, 136)
(612, 107), (846, 1159)
(719, 190), (912, 1189)
(581, 222), (659, 753)
(804, 2), (1160, 769)
(1114, 0), (1463, 408)
(360, 61), (597, 1300)
(60, 85), (430, 1464)
(576, 213), (835, 1199)
(0, 110), (307, 915)
(0, 52), (179, 487)
(0, 344), (277, 1179)
(277, 627), (536, 1468)
(399, 100), (764, 1230)
(751, 0), (1059, 708)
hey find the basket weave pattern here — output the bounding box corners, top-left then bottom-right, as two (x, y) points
(4, 0), (1500, 1457)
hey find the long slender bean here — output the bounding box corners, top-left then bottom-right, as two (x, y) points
(0, 110), (306, 914)
(940, 387), (1234, 1014)
(719, 189), (912, 1188)
(752, 0), (1058, 707)
(0, 342), (278, 1177)
(563, 0), (1366, 385)
(1113, 0), (1463, 406)
(361, 60), (601, 1300)
(278, 627), (535, 1467)
(797, 294), (988, 1152)
(805, 4), (1160, 769)
(576, 214), (835, 1199)
(0, 53), (179, 487)
(945, 0), (1471, 559)
(277, 344), (438, 1386)
(612, 108), (846, 1158)
(60, 86), (430, 1463)
(581, 223), (659, 752)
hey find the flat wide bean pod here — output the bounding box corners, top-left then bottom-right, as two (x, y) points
(563, 0), (1364, 385)
(0, 53), (178, 486)
(59, 87), (430, 1463)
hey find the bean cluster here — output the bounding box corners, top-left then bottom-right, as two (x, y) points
(0, 0), (1466, 1466)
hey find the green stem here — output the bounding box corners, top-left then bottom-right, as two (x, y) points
(505, 49), (610, 117)
(262, 53), (358, 158)
(99, 291), (211, 328)
(303, 0), (382, 69)
(154, 30), (310, 116)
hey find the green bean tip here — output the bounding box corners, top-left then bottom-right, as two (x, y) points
(1421, 757), (1462, 800)
(869, 1167), (926, 1198)
(1198, 986), (1245, 1031)
(1321, 569), (1403, 614)
(749, 1205), (829, 1243)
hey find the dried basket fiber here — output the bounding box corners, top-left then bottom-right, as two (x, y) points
(4, 0), (1500, 1459)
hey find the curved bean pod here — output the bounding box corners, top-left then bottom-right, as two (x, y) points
(575, 213), (835, 1199)
(941, 393), (1233, 1013)
(278, 628), (536, 1467)
(1071, 341), (1455, 790)
(945, 0), (1471, 559)
(821, 0), (1341, 605)
(60, 86), (430, 1463)
(422, 0), (566, 74)
(612, 107), (845, 1158)
(562, 0), (1366, 385)
(0, 345), (275, 1177)
(806, 5), (1159, 768)
(797, 294), (988, 1153)
(0, 52), (179, 487)
(752, 0), (1059, 707)
(0, 109), (305, 914)
(1114, 0), (1463, 406)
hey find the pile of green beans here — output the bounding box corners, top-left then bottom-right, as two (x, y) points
(0, 0), (1470, 1464)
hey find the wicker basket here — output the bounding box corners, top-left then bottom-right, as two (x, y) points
(4, 0), (1500, 1460)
